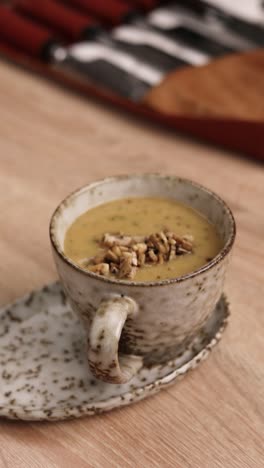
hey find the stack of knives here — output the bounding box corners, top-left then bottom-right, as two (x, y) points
(0, 0), (263, 101)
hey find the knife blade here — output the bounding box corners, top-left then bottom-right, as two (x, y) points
(62, 0), (210, 66)
(173, 0), (264, 46)
(16, 0), (194, 72)
(120, 0), (260, 53)
(63, 0), (239, 60)
(0, 6), (163, 101)
(112, 25), (209, 66)
(206, 0), (264, 23)
(148, 6), (257, 52)
(66, 42), (162, 100)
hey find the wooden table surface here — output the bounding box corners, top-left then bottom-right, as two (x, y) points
(0, 60), (263, 468)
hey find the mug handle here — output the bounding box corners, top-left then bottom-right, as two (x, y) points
(88, 295), (143, 384)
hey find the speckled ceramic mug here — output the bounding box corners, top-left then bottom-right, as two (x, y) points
(50, 174), (236, 384)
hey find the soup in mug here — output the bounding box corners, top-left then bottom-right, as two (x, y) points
(64, 197), (223, 282)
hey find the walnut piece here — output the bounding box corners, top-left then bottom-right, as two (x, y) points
(89, 263), (110, 276)
(84, 230), (194, 280)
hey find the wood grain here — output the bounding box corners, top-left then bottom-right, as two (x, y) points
(0, 59), (263, 468)
(144, 50), (264, 121)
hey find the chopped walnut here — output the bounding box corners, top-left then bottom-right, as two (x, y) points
(105, 249), (119, 263)
(102, 233), (145, 247)
(183, 234), (194, 242)
(89, 263), (110, 276)
(84, 230), (194, 280)
(138, 252), (146, 266)
(158, 252), (164, 264)
(119, 260), (130, 278)
(169, 245), (176, 261)
(181, 239), (193, 251)
(148, 250), (158, 263)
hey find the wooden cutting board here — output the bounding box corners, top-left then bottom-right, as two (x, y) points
(144, 49), (264, 121)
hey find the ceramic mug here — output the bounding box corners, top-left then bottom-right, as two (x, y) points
(50, 174), (236, 384)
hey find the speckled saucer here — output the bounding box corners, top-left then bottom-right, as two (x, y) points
(0, 282), (229, 421)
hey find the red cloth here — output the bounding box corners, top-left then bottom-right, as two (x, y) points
(15, 0), (97, 41)
(0, 6), (54, 57)
(63, 0), (135, 26)
(125, 0), (160, 12)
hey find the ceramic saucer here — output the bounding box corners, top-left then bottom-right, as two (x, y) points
(0, 282), (230, 421)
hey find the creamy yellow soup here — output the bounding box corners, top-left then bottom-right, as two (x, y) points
(64, 197), (223, 281)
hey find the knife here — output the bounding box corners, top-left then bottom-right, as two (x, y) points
(60, 0), (210, 66)
(63, 0), (240, 57)
(173, 0), (264, 46)
(15, 0), (198, 73)
(148, 6), (257, 52)
(0, 6), (163, 101)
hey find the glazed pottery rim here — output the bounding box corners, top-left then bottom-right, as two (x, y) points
(49, 173), (236, 287)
